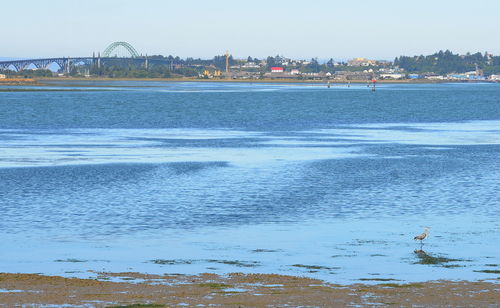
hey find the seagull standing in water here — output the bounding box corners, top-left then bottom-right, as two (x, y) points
(414, 227), (430, 245)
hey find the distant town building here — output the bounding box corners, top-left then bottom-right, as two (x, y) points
(223, 71), (259, 79)
(380, 73), (405, 79)
(489, 74), (500, 81)
(447, 71), (485, 81)
(0, 74), (6, 79)
(263, 72), (297, 79)
(241, 62), (260, 68)
(377, 60), (392, 66)
(271, 67), (284, 73)
(334, 71), (372, 80)
(347, 57), (377, 67)
(378, 68), (398, 73)
(425, 75), (446, 80)
(290, 69), (300, 75)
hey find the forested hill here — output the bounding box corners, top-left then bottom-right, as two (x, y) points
(394, 50), (500, 75)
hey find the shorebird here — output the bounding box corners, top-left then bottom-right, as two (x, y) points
(414, 227), (430, 244)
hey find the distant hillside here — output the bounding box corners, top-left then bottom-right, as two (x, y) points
(394, 50), (500, 75)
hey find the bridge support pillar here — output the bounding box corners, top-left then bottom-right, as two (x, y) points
(62, 58), (71, 75)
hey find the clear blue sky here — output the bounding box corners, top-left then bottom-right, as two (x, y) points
(2, 0), (499, 60)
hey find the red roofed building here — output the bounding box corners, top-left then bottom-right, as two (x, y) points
(271, 67), (284, 73)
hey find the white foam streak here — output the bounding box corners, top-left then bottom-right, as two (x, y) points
(0, 121), (498, 168)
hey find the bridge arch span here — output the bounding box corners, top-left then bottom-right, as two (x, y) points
(102, 41), (139, 58)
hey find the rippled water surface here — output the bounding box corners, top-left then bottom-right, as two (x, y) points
(0, 82), (499, 283)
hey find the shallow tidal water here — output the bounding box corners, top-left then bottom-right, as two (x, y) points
(0, 81), (499, 284)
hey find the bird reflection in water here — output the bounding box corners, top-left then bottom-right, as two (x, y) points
(413, 249), (461, 266)
(414, 249), (434, 264)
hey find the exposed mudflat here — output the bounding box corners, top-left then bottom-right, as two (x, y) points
(0, 272), (498, 307)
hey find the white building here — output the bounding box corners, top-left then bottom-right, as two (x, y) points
(380, 73), (404, 79)
(425, 75), (446, 80)
(242, 62), (260, 68)
(348, 57), (377, 66)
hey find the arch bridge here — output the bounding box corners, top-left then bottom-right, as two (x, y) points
(0, 42), (179, 72)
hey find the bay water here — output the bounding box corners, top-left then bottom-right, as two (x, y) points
(0, 81), (498, 283)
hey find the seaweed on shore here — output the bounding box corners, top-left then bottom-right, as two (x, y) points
(359, 278), (401, 282)
(378, 283), (425, 288)
(198, 283), (232, 289)
(107, 305), (166, 308)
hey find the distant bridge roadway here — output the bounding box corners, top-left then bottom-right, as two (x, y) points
(0, 57), (178, 72)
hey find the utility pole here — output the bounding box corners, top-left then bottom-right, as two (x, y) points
(225, 50), (230, 73)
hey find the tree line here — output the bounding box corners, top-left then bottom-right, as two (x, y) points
(394, 50), (500, 75)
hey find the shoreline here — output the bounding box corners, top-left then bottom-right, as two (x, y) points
(34, 77), (497, 84)
(1, 77), (497, 87)
(1, 272), (498, 307)
(0, 78), (38, 86)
